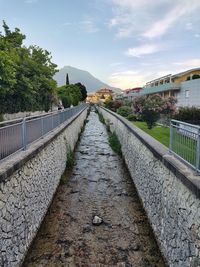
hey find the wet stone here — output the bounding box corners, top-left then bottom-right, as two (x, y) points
(23, 111), (165, 267)
(92, 215), (103, 226)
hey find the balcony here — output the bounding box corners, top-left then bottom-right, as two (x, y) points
(141, 83), (180, 95)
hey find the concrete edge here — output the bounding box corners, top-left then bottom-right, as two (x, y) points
(0, 107), (89, 183)
(100, 106), (200, 199)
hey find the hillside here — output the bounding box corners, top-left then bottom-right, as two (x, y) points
(54, 66), (121, 93)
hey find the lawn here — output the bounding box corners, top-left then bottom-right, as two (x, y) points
(132, 121), (199, 169)
(132, 121), (170, 147)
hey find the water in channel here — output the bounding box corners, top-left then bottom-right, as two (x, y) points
(23, 110), (165, 267)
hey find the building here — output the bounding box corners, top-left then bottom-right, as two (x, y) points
(115, 68), (200, 107)
(142, 68), (200, 107)
(114, 87), (143, 101)
(86, 88), (114, 103)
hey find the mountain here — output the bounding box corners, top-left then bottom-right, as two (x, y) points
(53, 66), (122, 93)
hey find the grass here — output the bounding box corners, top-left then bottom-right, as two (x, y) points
(132, 121), (170, 147)
(132, 121), (200, 169)
(60, 147), (75, 184)
(108, 131), (122, 156)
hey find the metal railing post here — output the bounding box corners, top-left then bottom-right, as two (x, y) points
(169, 120), (173, 153)
(41, 116), (44, 137)
(51, 113), (54, 130)
(22, 118), (27, 150)
(195, 128), (200, 173)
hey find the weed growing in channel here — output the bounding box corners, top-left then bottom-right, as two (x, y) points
(108, 131), (122, 156)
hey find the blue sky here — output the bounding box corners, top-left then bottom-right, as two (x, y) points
(0, 0), (200, 89)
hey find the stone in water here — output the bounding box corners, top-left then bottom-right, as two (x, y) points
(92, 216), (103, 225)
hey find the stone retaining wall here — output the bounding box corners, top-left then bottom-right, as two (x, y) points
(100, 107), (200, 267)
(0, 107), (88, 267)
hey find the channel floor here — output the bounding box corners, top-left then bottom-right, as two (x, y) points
(23, 111), (165, 267)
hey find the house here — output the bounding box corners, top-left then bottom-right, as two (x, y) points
(115, 68), (200, 107)
(86, 88), (114, 103)
(142, 68), (200, 107)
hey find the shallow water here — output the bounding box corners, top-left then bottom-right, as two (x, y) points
(23, 111), (165, 267)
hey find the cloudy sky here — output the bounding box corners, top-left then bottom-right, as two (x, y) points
(1, 0), (200, 89)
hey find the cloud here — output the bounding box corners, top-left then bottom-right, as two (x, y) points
(185, 22), (193, 31)
(110, 62), (123, 67)
(63, 22), (72, 26)
(173, 59), (200, 70)
(109, 0), (200, 39)
(125, 44), (164, 57)
(24, 0), (38, 3)
(143, 5), (188, 38)
(108, 69), (153, 89)
(80, 19), (99, 33)
(195, 33), (200, 38)
(143, 1), (200, 39)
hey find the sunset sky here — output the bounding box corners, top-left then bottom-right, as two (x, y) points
(1, 0), (200, 89)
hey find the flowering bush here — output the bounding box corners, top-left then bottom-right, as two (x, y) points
(133, 94), (177, 129)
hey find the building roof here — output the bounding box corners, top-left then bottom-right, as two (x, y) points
(171, 68), (200, 78)
(96, 88), (114, 94)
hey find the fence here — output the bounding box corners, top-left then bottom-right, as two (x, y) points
(170, 119), (200, 173)
(0, 104), (87, 162)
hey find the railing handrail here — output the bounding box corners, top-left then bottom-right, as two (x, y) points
(171, 119), (200, 130)
(0, 104), (87, 162)
(0, 108), (72, 127)
(170, 119), (200, 173)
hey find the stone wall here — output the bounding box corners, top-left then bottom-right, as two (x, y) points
(0, 107), (88, 267)
(99, 107), (200, 267)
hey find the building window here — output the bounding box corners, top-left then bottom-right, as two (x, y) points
(185, 90), (190, 98)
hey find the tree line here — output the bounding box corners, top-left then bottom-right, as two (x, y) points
(0, 22), (87, 115)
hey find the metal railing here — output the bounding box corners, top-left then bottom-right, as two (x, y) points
(170, 119), (200, 173)
(0, 104), (87, 162)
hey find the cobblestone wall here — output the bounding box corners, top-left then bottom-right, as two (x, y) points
(100, 107), (200, 267)
(0, 108), (88, 267)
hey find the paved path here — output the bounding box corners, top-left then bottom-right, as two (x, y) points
(23, 111), (165, 267)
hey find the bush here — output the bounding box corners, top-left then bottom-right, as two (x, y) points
(173, 107), (200, 124)
(126, 113), (137, 121)
(133, 95), (177, 129)
(117, 106), (132, 117)
(105, 100), (122, 112)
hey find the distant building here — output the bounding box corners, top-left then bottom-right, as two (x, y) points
(86, 88), (114, 103)
(115, 68), (200, 107)
(142, 68), (200, 107)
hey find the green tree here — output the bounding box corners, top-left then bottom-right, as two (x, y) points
(75, 82), (87, 101)
(0, 22), (58, 114)
(57, 84), (81, 108)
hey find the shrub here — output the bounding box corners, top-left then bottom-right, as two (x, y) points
(105, 100), (122, 112)
(117, 106), (132, 117)
(173, 107), (200, 124)
(126, 113), (137, 121)
(133, 95), (177, 129)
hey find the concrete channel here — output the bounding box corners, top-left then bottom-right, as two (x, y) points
(23, 110), (165, 267)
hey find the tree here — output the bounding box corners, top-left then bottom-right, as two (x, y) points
(133, 94), (177, 129)
(0, 22), (58, 114)
(75, 82), (87, 101)
(66, 73), (69, 85)
(57, 84), (81, 108)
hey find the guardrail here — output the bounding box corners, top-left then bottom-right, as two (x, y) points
(0, 104), (87, 162)
(170, 119), (200, 173)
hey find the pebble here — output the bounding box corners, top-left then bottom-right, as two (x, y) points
(92, 215), (103, 226)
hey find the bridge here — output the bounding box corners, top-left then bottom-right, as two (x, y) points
(0, 105), (200, 267)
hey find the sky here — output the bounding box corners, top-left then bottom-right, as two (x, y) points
(0, 0), (200, 89)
